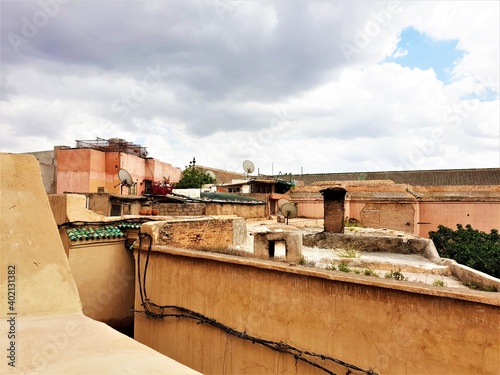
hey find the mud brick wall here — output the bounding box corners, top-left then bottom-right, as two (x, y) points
(205, 203), (266, 219)
(87, 193), (111, 216)
(156, 203), (206, 216)
(360, 202), (415, 233)
(321, 188), (347, 233)
(147, 218), (235, 250)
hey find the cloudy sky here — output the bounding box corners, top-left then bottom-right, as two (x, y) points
(1, 0), (498, 175)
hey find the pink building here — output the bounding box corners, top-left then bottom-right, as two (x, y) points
(29, 138), (182, 195)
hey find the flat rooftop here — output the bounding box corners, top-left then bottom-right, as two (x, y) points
(244, 219), (470, 290)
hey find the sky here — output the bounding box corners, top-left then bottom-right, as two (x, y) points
(1, 0), (499, 175)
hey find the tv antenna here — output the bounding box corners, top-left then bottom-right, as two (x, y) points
(116, 168), (135, 194)
(280, 202), (298, 225)
(242, 160), (255, 179)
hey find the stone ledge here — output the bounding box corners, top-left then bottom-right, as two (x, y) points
(0, 313), (200, 374)
(135, 245), (500, 307)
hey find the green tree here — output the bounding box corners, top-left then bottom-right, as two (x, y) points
(429, 224), (500, 278)
(174, 157), (216, 189)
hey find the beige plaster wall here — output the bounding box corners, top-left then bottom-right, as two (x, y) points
(133, 246), (500, 375)
(48, 193), (136, 329)
(68, 241), (135, 328)
(0, 153), (202, 374)
(0, 153), (82, 317)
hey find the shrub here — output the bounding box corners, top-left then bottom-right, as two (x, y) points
(338, 262), (350, 273)
(384, 268), (406, 280)
(363, 268), (379, 277)
(462, 281), (498, 292)
(429, 224), (500, 278)
(432, 279), (446, 287)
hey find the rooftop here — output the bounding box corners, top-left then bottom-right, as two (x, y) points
(281, 168), (500, 186)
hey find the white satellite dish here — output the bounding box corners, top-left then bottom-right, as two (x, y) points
(116, 168), (136, 194)
(277, 198), (290, 210)
(118, 169), (133, 187)
(243, 160), (255, 178)
(280, 202), (298, 225)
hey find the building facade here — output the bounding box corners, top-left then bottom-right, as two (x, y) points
(26, 138), (182, 195)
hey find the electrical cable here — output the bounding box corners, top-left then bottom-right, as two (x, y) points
(134, 232), (377, 375)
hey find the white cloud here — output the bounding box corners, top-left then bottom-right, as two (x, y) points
(0, 0), (498, 174)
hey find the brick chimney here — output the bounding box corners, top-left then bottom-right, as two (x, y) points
(320, 187), (347, 233)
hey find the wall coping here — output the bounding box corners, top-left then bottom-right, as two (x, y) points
(137, 245), (500, 307)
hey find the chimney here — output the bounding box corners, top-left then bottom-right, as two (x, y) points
(320, 187), (347, 233)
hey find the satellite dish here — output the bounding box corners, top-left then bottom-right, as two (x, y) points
(280, 202), (298, 225)
(205, 170), (216, 180)
(243, 160), (255, 177)
(118, 169), (133, 187)
(277, 198), (290, 210)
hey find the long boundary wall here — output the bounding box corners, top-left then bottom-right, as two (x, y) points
(133, 246), (500, 375)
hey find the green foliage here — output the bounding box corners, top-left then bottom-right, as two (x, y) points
(462, 281), (498, 292)
(175, 158), (216, 189)
(336, 247), (359, 258)
(432, 279), (446, 287)
(429, 224), (500, 278)
(338, 262), (350, 273)
(363, 268), (379, 277)
(298, 255), (306, 266)
(384, 268), (406, 280)
(344, 217), (364, 228)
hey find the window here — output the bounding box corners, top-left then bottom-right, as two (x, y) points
(253, 183), (272, 194)
(110, 203), (122, 216)
(143, 180), (153, 194)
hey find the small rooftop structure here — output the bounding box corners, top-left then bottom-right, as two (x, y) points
(75, 137), (149, 158)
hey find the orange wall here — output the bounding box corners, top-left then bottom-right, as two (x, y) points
(57, 148), (181, 194)
(57, 148), (92, 193)
(293, 196), (499, 237)
(418, 201), (500, 237)
(144, 158), (182, 183)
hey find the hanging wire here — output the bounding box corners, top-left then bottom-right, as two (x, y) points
(134, 232), (378, 375)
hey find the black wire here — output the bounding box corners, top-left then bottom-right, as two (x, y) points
(134, 231), (377, 375)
